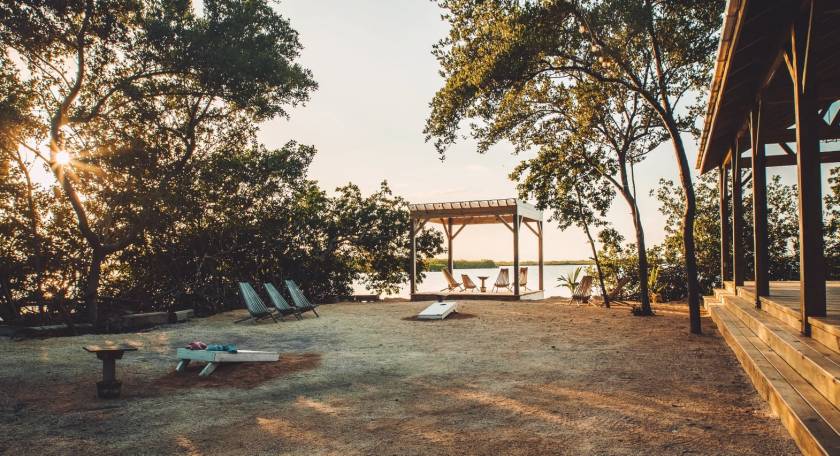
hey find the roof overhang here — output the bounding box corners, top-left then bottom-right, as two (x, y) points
(694, 0), (840, 174)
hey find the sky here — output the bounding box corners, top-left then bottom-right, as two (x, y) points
(257, 0), (818, 262)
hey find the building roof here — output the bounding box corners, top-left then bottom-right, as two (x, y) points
(696, 0), (840, 174)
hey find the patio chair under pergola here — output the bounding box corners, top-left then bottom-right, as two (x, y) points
(407, 198), (544, 301)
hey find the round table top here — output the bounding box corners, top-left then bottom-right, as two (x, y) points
(477, 276), (489, 280)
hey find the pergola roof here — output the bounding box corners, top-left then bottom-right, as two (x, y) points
(408, 198), (543, 225)
(696, 0), (840, 174)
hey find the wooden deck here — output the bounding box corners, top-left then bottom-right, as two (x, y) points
(411, 290), (544, 301)
(739, 281), (840, 321)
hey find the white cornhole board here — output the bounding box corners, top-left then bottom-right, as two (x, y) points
(417, 301), (458, 320)
(175, 348), (280, 377)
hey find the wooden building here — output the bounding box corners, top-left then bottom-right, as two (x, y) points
(408, 198), (544, 301)
(699, 1), (840, 454)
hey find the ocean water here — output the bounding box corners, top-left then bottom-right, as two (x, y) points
(353, 264), (590, 298)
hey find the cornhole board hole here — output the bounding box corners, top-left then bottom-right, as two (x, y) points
(175, 348), (280, 377)
(417, 301), (458, 320)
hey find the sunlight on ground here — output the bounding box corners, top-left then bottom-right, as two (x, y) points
(294, 396), (345, 416)
(441, 387), (577, 428)
(175, 436), (202, 456)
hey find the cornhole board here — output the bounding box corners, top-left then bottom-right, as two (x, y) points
(175, 348), (280, 377)
(417, 301), (458, 320)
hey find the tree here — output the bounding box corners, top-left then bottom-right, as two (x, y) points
(514, 140), (614, 306)
(502, 80), (660, 314)
(1, 0), (317, 324)
(823, 167), (840, 279)
(425, 0), (723, 333)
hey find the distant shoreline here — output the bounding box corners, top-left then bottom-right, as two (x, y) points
(426, 258), (592, 271)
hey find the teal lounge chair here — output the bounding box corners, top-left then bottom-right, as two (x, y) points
(236, 282), (277, 323)
(263, 283), (303, 320)
(284, 280), (320, 317)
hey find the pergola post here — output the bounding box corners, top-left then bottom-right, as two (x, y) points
(409, 218), (417, 295)
(719, 162), (731, 285)
(789, 3), (826, 334)
(538, 221), (544, 291)
(731, 142), (745, 287)
(513, 206), (520, 296)
(446, 217), (454, 273)
(750, 104), (770, 303)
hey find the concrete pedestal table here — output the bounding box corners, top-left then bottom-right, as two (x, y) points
(83, 344), (138, 399)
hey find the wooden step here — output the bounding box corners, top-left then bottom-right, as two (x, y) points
(738, 286), (802, 332)
(702, 295), (720, 309)
(709, 304), (840, 455)
(722, 293), (840, 411)
(810, 317), (840, 357)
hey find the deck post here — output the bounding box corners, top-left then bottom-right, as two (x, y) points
(409, 218), (417, 295)
(790, 3), (826, 334)
(538, 221), (544, 291)
(447, 217), (454, 273)
(750, 104), (770, 303)
(513, 208), (520, 296)
(731, 141), (745, 287)
(719, 162), (731, 285)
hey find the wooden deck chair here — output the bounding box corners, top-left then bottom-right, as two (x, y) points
(606, 276), (631, 301)
(235, 282), (277, 323)
(570, 275), (594, 304)
(491, 268), (511, 293)
(284, 280), (320, 317)
(461, 274), (478, 292)
(263, 283), (303, 320)
(441, 269), (463, 291)
(519, 267), (529, 291)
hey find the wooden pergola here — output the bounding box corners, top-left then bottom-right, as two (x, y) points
(697, 0), (840, 335)
(408, 198), (544, 300)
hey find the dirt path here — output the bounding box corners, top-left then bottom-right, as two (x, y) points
(0, 301), (797, 455)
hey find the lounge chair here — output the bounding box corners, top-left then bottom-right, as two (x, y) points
(284, 280), (320, 317)
(441, 269), (463, 292)
(461, 274), (478, 292)
(519, 267), (529, 291)
(235, 282), (278, 323)
(570, 275), (594, 304)
(606, 276), (631, 301)
(263, 283), (304, 320)
(491, 268), (511, 293)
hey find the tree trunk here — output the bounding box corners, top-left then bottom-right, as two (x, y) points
(666, 121), (701, 334)
(85, 249), (106, 325)
(0, 273), (18, 322)
(617, 158), (652, 315)
(631, 202), (652, 314)
(582, 221), (609, 308)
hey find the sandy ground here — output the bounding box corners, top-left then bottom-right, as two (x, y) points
(0, 300), (798, 456)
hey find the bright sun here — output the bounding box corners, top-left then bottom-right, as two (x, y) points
(55, 151), (71, 166)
